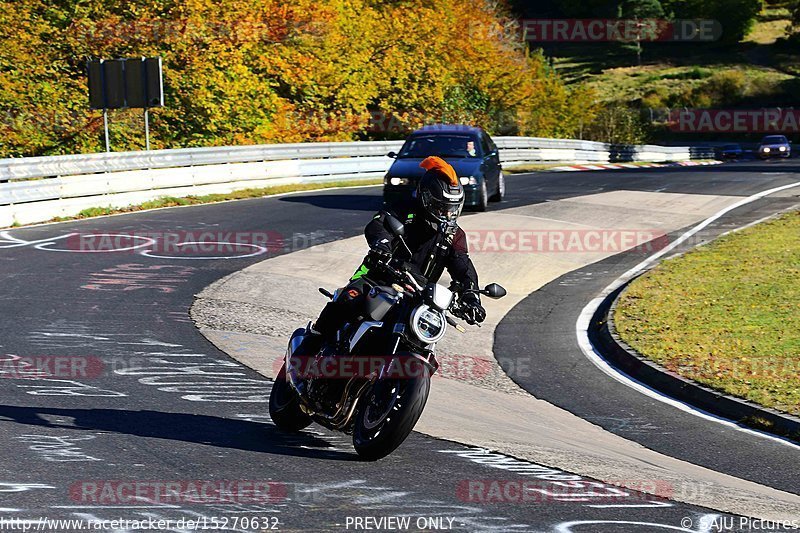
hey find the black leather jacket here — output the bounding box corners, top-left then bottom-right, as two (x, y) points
(364, 206), (479, 291)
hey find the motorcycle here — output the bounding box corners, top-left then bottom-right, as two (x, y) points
(269, 215), (506, 460)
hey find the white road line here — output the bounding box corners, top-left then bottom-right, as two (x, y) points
(0, 231), (77, 249)
(576, 180), (800, 449)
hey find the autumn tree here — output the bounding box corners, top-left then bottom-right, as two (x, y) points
(0, 0), (598, 157)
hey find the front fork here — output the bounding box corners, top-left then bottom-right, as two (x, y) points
(386, 323), (439, 378)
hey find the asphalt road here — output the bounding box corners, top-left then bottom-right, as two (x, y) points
(495, 159), (800, 496)
(0, 159), (796, 532)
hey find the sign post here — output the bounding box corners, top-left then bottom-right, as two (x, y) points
(103, 110), (110, 153)
(144, 109), (150, 151)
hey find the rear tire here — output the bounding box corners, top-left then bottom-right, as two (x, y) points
(353, 364), (431, 460)
(474, 180), (488, 212)
(269, 363), (312, 432)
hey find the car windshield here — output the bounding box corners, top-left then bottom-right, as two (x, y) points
(762, 136), (788, 144)
(398, 135), (481, 159)
(723, 145), (740, 150)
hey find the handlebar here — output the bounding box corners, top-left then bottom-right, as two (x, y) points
(368, 252), (423, 292)
(370, 252), (477, 332)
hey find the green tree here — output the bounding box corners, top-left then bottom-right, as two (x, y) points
(619, 0), (665, 18)
(661, 0), (761, 43)
(583, 104), (649, 144)
(789, 0), (800, 40)
(619, 0), (665, 64)
(555, 0), (621, 17)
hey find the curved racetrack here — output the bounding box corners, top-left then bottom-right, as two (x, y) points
(0, 159), (798, 532)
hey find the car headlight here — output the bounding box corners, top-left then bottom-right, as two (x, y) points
(459, 177), (478, 186)
(410, 304), (446, 344)
(386, 177), (409, 186)
(779, 146), (786, 152)
(763, 147), (771, 152)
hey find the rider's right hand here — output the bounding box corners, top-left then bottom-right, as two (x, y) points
(365, 249), (392, 273)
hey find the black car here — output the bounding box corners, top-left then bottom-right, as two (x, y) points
(757, 135), (791, 159)
(383, 125), (504, 211)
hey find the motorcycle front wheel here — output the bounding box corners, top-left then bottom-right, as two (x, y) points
(269, 362), (312, 432)
(352, 360), (431, 460)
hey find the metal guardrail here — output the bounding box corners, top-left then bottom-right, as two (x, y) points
(0, 137), (707, 183)
(0, 137), (713, 226)
(0, 141), (406, 182)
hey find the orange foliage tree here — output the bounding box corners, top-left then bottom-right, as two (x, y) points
(0, 0), (597, 157)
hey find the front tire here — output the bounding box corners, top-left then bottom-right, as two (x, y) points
(353, 363), (431, 460)
(269, 363), (312, 432)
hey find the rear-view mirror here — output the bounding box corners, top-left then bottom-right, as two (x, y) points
(483, 283), (506, 299)
(384, 215), (405, 237)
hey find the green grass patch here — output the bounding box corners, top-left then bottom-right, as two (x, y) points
(504, 163), (568, 173)
(43, 179), (382, 225)
(745, 18), (792, 44)
(546, 26), (800, 113)
(615, 210), (800, 416)
(585, 64), (794, 107)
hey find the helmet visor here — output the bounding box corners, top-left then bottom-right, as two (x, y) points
(425, 195), (463, 222)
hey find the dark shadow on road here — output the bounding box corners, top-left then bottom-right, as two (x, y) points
(279, 193), (383, 211)
(0, 406), (357, 461)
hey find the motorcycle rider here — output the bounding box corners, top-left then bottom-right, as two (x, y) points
(300, 156), (486, 352)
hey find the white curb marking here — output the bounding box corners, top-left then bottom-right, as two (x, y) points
(576, 180), (800, 449)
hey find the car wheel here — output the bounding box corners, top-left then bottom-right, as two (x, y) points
(475, 180), (488, 212)
(489, 172), (505, 202)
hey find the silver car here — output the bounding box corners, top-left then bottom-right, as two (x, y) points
(757, 135), (791, 159)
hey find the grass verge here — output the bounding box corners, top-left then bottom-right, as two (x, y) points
(504, 163), (567, 174)
(614, 210), (800, 417)
(43, 179), (383, 225)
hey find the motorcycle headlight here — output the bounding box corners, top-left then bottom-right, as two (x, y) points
(410, 304), (446, 344)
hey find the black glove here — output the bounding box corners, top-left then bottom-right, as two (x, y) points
(459, 292), (486, 325)
(366, 239), (392, 266)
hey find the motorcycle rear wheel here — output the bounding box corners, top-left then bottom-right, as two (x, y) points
(352, 362), (431, 460)
(269, 363), (312, 432)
